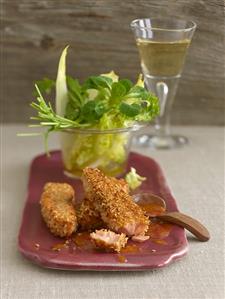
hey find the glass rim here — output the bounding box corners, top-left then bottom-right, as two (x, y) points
(61, 123), (146, 135)
(130, 17), (197, 32)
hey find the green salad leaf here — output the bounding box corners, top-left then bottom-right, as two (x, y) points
(119, 102), (141, 117)
(111, 82), (127, 100)
(30, 46), (159, 131)
(34, 78), (55, 96)
(83, 75), (113, 90)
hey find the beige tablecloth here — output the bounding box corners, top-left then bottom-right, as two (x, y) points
(1, 125), (224, 299)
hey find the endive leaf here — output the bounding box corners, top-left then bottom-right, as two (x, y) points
(56, 46), (69, 116)
(135, 73), (145, 87)
(101, 70), (119, 82)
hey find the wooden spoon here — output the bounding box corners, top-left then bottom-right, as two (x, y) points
(133, 193), (210, 242)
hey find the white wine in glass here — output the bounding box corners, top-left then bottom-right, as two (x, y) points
(131, 18), (196, 149)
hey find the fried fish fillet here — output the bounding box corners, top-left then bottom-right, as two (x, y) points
(82, 168), (150, 236)
(40, 183), (77, 237)
(90, 229), (128, 253)
(113, 178), (129, 193)
(77, 198), (104, 231)
(77, 179), (129, 231)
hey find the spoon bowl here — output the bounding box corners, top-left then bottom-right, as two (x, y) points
(133, 193), (166, 217)
(133, 193), (166, 208)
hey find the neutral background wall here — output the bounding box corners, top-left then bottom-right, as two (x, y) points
(1, 0), (224, 125)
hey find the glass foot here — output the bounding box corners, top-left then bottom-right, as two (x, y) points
(133, 134), (188, 149)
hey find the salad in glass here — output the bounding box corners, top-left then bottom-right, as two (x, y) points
(25, 47), (159, 177)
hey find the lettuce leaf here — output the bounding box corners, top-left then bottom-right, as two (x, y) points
(125, 167), (146, 190)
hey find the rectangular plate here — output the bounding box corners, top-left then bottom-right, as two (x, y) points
(18, 151), (188, 271)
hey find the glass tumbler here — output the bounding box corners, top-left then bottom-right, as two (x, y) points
(60, 127), (138, 178)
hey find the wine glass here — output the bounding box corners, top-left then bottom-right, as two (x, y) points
(131, 18), (196, 149)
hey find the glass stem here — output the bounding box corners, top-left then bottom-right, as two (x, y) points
(145, 75), (180, 138)
(155, 81), (170, 136)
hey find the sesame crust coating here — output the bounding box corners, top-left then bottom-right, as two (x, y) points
(77, 179), (129, 231)
(77, 198), (104, 231)
(82, 168), (150, 236)
(90, 229), (128, 253)
(112, 178), (129, 193)
(40, 183), (77, 237)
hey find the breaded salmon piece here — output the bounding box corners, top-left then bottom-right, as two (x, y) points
(82, 168), (150, 236)
(40, 183), (77, 237)
(77, 179), (129, 231)
(90, 229), (128, 253)
(113, 178), (129, 193)
(77, 198), (104, 231)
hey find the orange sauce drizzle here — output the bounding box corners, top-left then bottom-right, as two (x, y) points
(139, 202), (166, 216)
(137, 201), (173, 246)
(152, 239), (168, 245)
(72, 232), (95, 251)
(51, 242), (67, 252)
(146, 222), (173, 240)
(73, 232), (91, 247)
(120, 244), (140, 254)
(117, 255), (127, 263)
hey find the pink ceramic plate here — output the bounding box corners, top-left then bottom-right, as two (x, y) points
(18, 151), (188, 271)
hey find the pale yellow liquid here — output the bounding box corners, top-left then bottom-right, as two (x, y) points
(136, 39), (191, 77)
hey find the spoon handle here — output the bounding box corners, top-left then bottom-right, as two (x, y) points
(157, 212), (210, 242)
